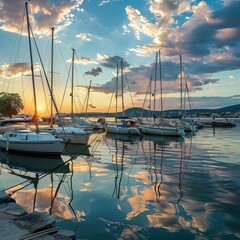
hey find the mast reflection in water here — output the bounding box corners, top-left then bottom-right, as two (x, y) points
(0, 126), (240, 240)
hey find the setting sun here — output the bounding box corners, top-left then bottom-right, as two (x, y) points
(37, 105), (43, 112)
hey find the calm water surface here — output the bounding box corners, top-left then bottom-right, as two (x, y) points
(0, 123), (240, 240)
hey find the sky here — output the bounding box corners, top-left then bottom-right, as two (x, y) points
(0, 0), (240, 115)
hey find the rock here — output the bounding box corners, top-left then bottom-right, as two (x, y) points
(15, 211), (56, 233)
(34, 236), (55, 240)
(54, 229), (76, 239)
(0, 192), (75, 239)
(0, 212), (18, 220)
(0, 202), (27, 216)
(0, 191), (15, 204)
(0, 219), (29, 240)
(35, 236), (55, 240)
(18, 227), (59, 240)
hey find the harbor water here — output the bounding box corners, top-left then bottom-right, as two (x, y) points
(0, 122), (240, 239)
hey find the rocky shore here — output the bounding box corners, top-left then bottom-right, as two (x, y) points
(0, 191), (75, 240)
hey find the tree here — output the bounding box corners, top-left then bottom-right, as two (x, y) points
(0, 92), (24, 117)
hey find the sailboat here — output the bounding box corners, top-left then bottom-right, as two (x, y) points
(105, 60), (141, 135)
(67, 52), (103, 130)
(70, 80), (103, 130)
(39, 39), (92, 145)
(179, 55), (197, 132)
(139, 51), (185, 137)
(211, 114), (236, 127)
(0, 2), (67, 155)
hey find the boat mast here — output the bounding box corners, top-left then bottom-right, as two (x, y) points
(25, 2), (38, 131)
(71, 48), (75, 120)
(85, 80), (92, 117)
(159, 49), (163, 122)
(50, 27), (54, 127)
(149, 75), (152, 120)
(115, 63), (119, 122)
(153, 51), (158, 122)
(180, 54), (183, 120)
(120, 59), (125, 117)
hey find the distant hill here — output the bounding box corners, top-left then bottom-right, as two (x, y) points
(68, 104), (240, 118)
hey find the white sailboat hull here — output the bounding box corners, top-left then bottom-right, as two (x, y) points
(105, 125), (141, 135)
(40, 126), (92, 145)
(53, 127), (91, 145)
(140, 124), (185, 137)
(0, 131), (67, 155)
(72, 117), (104, 130)
(55, 132), (90, 145)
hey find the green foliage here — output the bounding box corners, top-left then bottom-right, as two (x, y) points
(0, 92), (24, 117)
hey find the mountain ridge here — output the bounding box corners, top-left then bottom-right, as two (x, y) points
(69, 104), (240, 118)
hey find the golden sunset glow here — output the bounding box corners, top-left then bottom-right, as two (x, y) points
(37, 105), (43, 112)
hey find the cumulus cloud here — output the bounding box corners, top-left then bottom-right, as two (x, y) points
(99, 55), (130, 69)
(86, 55), (223, 96)
(0, 62), (39, 79)
(123, 24), (130, 34)
(126, 1), (240, 62)
(125, 6), (156, 40)
(85, 67), (102, 76)
(0, 0), (84, 36)
(98, 0), (128, 7)
(66, 54), (132, 71)
(98, 0), (110, 6)
(67, 57), (98, 65)
(124, 0), (240, 97)
(76, 33), (94, 42)
(76, 33), (101, 42)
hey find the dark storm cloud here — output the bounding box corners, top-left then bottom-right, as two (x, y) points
(100, 56), (130, 69)
(88, 60), (220, 95)
(184, 1), (240, 57)
(192, 87), (203, 91)
(86, 77), (116, 94)
(190, 78), (219, 87)
(89, 72), (131, 94)
(213, 1), (240, 28)
(161, 61), (179, 80)
(85, 67), (102, 76)
(232, 44), (240, 58)
(185, 59), (240, 75)
(128, 61), (180, 82)
(186, 24), (215, 56)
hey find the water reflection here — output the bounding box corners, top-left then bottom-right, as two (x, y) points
(0, 150), (80, 219)
(0, 127), (240, 239)
(62, 143), (90, 156)
(104, 134), (192, 229)
(121, 136), (192, 229)
(106, 132), (141, 142)
(112, 140), (124, 199)
(0, 150), (69, 173)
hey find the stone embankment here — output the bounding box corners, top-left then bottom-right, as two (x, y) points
(0, 191), (75, 240)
